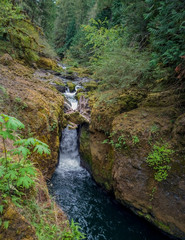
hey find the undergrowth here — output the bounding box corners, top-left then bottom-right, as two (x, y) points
(146, 143), (174, 182)
(21, 198), (85, 240)
(0, 114), (85, 239)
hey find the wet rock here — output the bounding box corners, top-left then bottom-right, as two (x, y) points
(54, 84), (66, 93)
(173, 113), (185, 146)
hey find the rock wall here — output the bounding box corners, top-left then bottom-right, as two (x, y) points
(0, 58), (64, 178)
(80, 89), (185, 239)
(0, 57), (67, 239)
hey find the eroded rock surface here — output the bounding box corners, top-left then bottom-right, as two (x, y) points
(0, 59), (68, 239)
(0, 60), (64, 178)
(80, 89), (185, 239)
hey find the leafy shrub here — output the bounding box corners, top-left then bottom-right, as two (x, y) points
(103, 131), (127, 150)
(0, 113), (50, 199)
(146, 144), (174, 182)
(22, 198), (86, 240)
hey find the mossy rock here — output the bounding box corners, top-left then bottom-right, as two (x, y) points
(80, 125), (92, 170)
(53, 80), (65, 86)
(70, 67), (93, 77)
(64, 111), (88, 125)
(67, 82), (76, 92)
(37, 57), (57, 70)
(76, 92), (88, 101)
(82, 81), (98, 91)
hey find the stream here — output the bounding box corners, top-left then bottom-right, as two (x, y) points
(50, 86), (170, 240)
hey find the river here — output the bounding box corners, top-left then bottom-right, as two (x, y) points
(50, 85), (170, 240)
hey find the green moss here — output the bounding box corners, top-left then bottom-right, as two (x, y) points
(145, 214), (151, 221)
(80, 126), (92, 167)
(82, 81), (98, 91)
(76, 92), (87, 101)
(53, 80), (65, 86)
(67, 82), (76, 92)
(154, 220), (170, 232)
(64, 112), (88, 125)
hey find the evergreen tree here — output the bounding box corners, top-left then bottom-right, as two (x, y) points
(145, 0), (185, 66)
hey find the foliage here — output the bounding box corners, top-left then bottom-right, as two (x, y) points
(132, 135), (139, 145)
(82, 19), (122, 62)
(54, 0), (96, 56)
(61, 0), (183, 89)
(146, 144), (174, 182)
(62, 219), (86, 240)
(0, 0), (37, 61)
(21, 198), (85, 240)
(0, 0), (57, 61)
(144, 0), (185, 66)
(0, 113), (50, 199)
(103, 131), (127, 150)
(20, 0), (57, 43)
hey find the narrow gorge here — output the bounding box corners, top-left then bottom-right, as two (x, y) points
(0, 0), (185, 239)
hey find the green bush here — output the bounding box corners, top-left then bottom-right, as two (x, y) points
(146, 144), (174, 182)
(0, 114), (50, 202)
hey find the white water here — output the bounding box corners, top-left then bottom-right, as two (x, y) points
(51, 84), (170, 240)
(56, 85), (85, 173)
(56, 126), (82, 172)
(64, 86), (80, 110)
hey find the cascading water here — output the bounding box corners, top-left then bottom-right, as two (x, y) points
(50, 86), (170, 240)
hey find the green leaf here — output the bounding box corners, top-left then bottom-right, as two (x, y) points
(0, 205), (4, 214)
(5, 170), (18, 180)
(17, 176), (34, 189)
(3, 221), (9, 230)
(0, 116), (4, 124)
(1, 114), (24, 130)
(34, 144), (50, 155)
(12, 146), (30, 157)
(0, 166), (5, 177)
(19, 166), (36, 177)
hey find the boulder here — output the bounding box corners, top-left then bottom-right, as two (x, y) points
(37, 57), (57, 70)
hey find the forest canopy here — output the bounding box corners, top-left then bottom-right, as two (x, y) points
(0, 0), (184, 87)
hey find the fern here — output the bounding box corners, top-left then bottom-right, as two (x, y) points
(0, 114), (50, 207)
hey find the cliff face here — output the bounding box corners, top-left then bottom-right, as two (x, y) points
(0, 56), (67, 239)
(0, 57), (64, 178)
(80, 89), (185, 239)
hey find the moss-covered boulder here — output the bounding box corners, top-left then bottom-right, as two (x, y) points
(89, 89), (146, 133)
(82, 81), (98, 91)
(53, 80), (66, 93)
(37, 57), (58, 70)
(67, 81), (76, 92)
(64, 111), (89, 125)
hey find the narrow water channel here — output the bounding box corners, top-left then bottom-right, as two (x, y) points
(50, 86), (170, 240)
